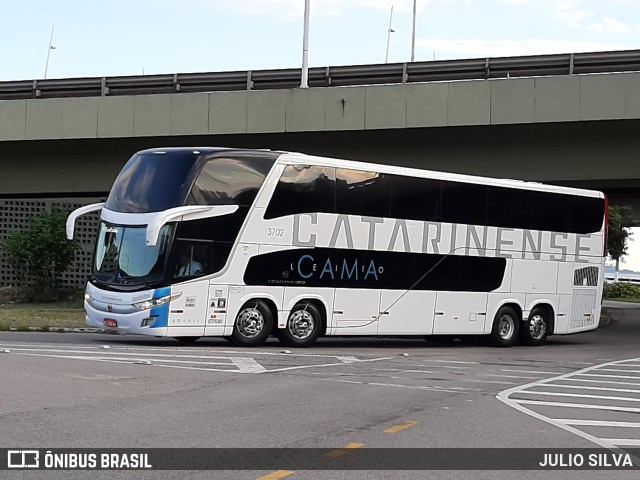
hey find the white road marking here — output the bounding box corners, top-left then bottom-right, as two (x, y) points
(552, 377), (640, 387)
(481, 373), (541, 379)
(512, 390), (640, 402)
(322, 378), (481, 394)
(498, 356), (640, 457)
(598, 439), (640, 446)
(512, 399), (640, 413)
(556, 420), (640, 428)
(425, 359), (479, 364)
(594, 368), (640, 374)
(540, 384), (640, 394)
(336, 356), (360, 364)
(231, 357), (267, 373)
(459, 379), (517, 385)
(265, 356), (394, 373)
(501, 369), (559, 375)
(576, 373), (640, 380)
(0, 343), (390, 374)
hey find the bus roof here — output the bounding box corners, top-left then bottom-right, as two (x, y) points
(136, 147), (603, 199)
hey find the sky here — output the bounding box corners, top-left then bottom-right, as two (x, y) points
(1, 0), (638, 269)
(1, 0), (639, 81)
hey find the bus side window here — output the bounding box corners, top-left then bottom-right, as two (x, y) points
(173, 240), (211, 278)
(264, 165), (336, 219)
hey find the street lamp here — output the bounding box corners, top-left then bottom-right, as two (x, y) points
(44, 26), (56, 79)
(300, 0), (311, 88)
(411, 0), (417, 62)
(385, 5), (395, 63)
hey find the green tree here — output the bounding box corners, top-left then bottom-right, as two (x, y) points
(607, 205), (634, 278)
(0, 208), (79, 302)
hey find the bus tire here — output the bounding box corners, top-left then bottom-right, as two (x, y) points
(277, 302), (322, 348)
(489, 306), (519, 347)
(230, 300), (273, 347)
(519, 306), (550, 346)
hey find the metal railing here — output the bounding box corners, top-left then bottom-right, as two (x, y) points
(1, 49), (640, 101)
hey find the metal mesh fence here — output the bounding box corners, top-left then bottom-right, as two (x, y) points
(0, 198), (103, 289)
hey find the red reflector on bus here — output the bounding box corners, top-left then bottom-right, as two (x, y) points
(103, 319), (118, 328)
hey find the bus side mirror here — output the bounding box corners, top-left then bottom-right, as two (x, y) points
(145, 205), (239, 246)
(66, 203), (105, 240)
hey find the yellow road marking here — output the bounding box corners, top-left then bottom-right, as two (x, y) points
(324, 442), (365, 458)
(256, 470), (295, 480)
(384, 420), (418, 433)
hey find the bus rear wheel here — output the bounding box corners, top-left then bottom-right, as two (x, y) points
(519, 306), (550, 346)
(230, 300), (273, 347)
(276, 302), (322, 348)
(489, 306), (519, 347)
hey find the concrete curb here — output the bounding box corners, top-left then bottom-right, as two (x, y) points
(6, 326), (110, 333)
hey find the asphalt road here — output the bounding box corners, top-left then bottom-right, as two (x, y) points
(1, 302), (639, 480)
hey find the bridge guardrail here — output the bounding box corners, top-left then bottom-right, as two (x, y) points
(1, 49), (640, 100)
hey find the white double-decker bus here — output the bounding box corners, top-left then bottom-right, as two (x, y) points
(67, 147), (607, 347)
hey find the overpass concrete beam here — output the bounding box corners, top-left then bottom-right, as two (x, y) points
(209, 91), (247, 134)
(534, 76), (579, 123)
(448, 81), (491, 126)
(0, 100), (26, 141)
(247, 90), (286, 133)
(171, 93), (209, 136)
(324, 87), (365, 130)
(364, 84), (407, 130)
(97, 96), (134, 137)
(579, 74), (626, 121)
(407, 82), (448, 128)
(624, 74), (640, 118)
(286, 88), (326, 132)
(490, 78), (535, 124)
(26, 98), (63, 139)
(61, 97), (98, 139)
(134, 94), (171, 136)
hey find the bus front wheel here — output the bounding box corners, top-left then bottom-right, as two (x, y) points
(489, 306), (519, 347)
(230, 300), (273, 347)
(276, 302), (322, 348)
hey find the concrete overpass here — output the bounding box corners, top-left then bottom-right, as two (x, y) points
(1, 51), (640, 287)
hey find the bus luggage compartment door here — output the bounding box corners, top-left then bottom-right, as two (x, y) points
(432, 292), (487, 335)
(378, 290), (435, 335)
(331, 289), (379, 335)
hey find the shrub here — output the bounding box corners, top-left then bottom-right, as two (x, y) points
(603, 282), (640, 299)
(0, 208), (78, 302)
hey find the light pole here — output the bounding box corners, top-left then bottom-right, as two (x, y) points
(411, 0), (417, 62)
(300, 0), (311, 88)
(44, 26), (56, 79)
(385, 5), (394, 63)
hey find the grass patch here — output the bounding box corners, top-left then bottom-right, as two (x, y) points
(0, 300), (86, 330)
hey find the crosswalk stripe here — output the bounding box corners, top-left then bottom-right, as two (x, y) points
(513, 390), (640, 402)
(555, 419), (640, 428)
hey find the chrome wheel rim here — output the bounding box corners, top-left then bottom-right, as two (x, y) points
(498, 314), (515, 340)
(237, 307), (264, 339)
(528, 314), (547, 340)
(288, 309), (314, 340)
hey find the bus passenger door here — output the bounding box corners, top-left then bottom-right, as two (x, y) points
(432, 292), (487, 335)
(331, 289), (380, 335)
(378, 290), (435, 335)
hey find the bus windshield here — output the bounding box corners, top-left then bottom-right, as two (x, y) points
(94, 222), (173, 286)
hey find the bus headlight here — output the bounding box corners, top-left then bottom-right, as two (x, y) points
(84, 291), (92, 302)
(133, 292), (182, 311)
